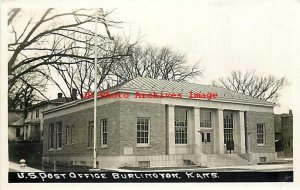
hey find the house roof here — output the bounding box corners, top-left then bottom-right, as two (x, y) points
(27, 97), (72, 110)
(12, 118), (24, 126)
(8, 112), (24, 126)
(111, 77), (274, 106)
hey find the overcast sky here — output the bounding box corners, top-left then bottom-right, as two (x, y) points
(7, 0), (298, 114)
(96, 0), (298, 114)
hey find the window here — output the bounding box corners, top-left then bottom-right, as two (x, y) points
(259, 157), (267, 163)
(88, 121), (94, 147)
(70, 125), (75, 144)
(207, 132), (211, 143)
(34, 125), (39, 139)
(138, 161), (150, 168)
(257, 123), (265, 145)
(16, 128), (21, 138)
(175, 109), (188, 144)
(65, 126), (70, 144)
(224, 113), (234, 143)
(100, 119), (108, 146)
(200, 111), (212, 128)
(137, 118), (150, 144)
(49, 124), (55, 149)
(36, 109), (39, 118)
(80, 161), (86, 165)
(24, 125), (28, 140)
(56, 122), (62, 149)
(201, 132), (211, 143)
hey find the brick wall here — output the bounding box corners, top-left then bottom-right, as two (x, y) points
(43, 101), (121, 161)
(119, 101), (167, 156)
(246, 111), (275, 153)
(274, 114), (281, 133)
(43, 100), (167, 163)
(281, 115), (293, 157)
(43, 99), (277, 166)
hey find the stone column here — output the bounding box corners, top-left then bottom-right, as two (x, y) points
(213, 111), (218, 154)
(168, 105), (175, 154)
(239, 111), (246, 154)
(217, 109), (225, 154)
(23, 125), (27, 140)
(27, 125), (31, 140)
(193, 107), (201, 154)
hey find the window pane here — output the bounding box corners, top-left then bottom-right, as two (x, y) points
(56, 122), (62, 149)
(88, 121), (94, 147)
(200, 110), (212, 128)
(207, 132), (211, 142)
(137, 118), (150, 144)
(175, 109), (188, 144)
(100, 119), (108, 146)
(224, 113), (234, 143)
(70, 125), (75, 143)
(257, 123), (265, 144)
(65, 126), (69, 144)
(49, 124), (55, 149)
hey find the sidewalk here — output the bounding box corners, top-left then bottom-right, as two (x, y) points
(114, 163), (293, 172)
(9, 162), (293, 172)
(197, 163), (293, 171)
(9, 162), (44, 172)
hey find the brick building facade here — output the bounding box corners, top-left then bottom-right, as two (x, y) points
(281, 112), (293, 157)
(42, 77), (277, 168)
(274, 111), (293, 158)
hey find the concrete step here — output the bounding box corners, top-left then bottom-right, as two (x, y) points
(206, 154), (251, 167)
(183, 159), (197, 166)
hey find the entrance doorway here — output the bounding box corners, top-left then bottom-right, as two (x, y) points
(224, 112), (234, 153)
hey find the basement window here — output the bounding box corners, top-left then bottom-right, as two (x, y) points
(138, 161), (150, 168)
(80, 161), (86, 165)
(259, 157), (267, 163)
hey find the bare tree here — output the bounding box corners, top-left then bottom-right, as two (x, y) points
(8, 72), (48, 118)
(212, 70), (288, 104)
(43, 36), (133, 99)
(8, 8), (21, 24)
(112, 45), (202, 82)
(8, 8), (131, 108)
(8, 8), (119, 88)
